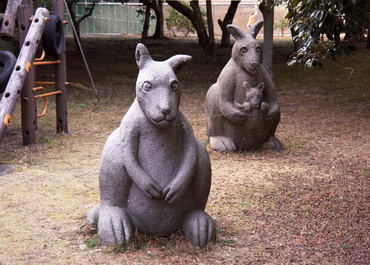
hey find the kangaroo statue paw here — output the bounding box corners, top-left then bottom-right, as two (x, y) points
(263, 136), (283, 151)
(97, 205), (134, 245)
(182, 210), (216, 248)
(210, 136), (236, 152)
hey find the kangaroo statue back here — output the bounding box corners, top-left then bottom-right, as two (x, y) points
(205, 21), (283, 152)
(88, 43), (216, 248)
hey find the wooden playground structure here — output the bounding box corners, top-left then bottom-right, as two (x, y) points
(0, 0), (68, 146)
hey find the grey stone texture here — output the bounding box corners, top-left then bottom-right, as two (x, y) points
(88, 43), (216, 248)
(205, 21), (283, 152)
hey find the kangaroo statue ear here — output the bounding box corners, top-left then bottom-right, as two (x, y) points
(257, 82), (265, 91)
(227, 24), (246, 40)
(243, 80), (251, 89)
(135, 43), (152, 69)
(166, 55), (192, 72)
(248, 20), (264, 39)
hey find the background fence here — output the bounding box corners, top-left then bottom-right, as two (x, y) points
(65, 3), (156, 35)
(32, 1), (288, 37)
(34, 1), (156, 36)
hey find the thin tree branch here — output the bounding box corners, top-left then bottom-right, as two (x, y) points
(77, 0), (97, 23)
(166, 0), (194, 21)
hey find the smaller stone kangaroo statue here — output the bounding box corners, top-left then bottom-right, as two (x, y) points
(205, 21), (282, 152)
(88, 43), (216, 248)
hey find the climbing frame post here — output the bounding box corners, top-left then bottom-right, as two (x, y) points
(0, 8), (50, 144)
(18, 0), (37, 145)
(53, 0), (68, 133)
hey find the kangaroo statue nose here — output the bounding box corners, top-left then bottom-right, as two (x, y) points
(160, 106), (171, 115)
(251, 62), (259, 69)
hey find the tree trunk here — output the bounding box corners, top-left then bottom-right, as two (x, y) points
(167, 0), (215, 62)
(367, 5), (370, 49)
(260, 1), (274, 77)
(152, 0), (164, 39)
(142, 4), (151, 40)
(206, 0), (215, 62)
(190, 0), (214, 62)
(67, 0), (97, 52)
(218, 0), (240, 47)
(67, 2), (80, 52)
(73, 22), (81, 52)
(288, 7), (302, 51)
(206, 0), (214, 46)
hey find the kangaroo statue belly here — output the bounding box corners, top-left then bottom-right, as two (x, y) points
(135, 112), (183, 188)
(125, 103), (191, 235)
(88, 44), (216, 248)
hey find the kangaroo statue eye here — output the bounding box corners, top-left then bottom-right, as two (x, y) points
(142, 81), (152, 91)
(256, 47), (261, 53)
(240, 47), (248, 53)
(171, 81), (180, 91)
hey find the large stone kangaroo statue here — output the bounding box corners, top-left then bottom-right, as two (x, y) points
(205, 21), (283, 152)
(88, 43), (216, 248)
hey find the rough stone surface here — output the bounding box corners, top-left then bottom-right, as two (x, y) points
(205, 21), (283, 152)
(88, 43), (216, 248)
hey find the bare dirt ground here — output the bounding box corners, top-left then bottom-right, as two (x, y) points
(0, 37), (369, 265)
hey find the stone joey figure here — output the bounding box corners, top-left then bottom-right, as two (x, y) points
(205, 21), (283, 152)
(88, 43), (216, 248)
(239, 81), (269, 113)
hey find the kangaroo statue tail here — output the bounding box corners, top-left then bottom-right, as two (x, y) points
(87, 205), (100, 225)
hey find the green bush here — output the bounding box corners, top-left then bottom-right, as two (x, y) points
(166, 5), (195, 37)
